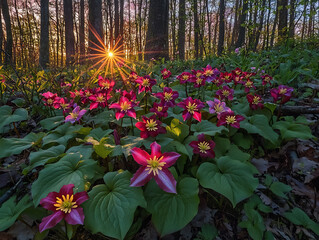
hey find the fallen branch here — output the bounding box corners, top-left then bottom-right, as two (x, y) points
(277, 105), (319, 115)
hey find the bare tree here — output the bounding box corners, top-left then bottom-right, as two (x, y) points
(39, 0), (49, 68)
(178, 0), (186, 60)
(89, 0), (103, 55)
(64, 0), (75, 65)
(217, 0), (225, 55)
(1, 0), (13, 66)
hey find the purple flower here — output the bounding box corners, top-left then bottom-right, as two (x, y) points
(207, 98), (231, 117)
(189, 134), (216, 158)
(109, 96), (137, 120)
(39, 184), (88, 232)
(177, 97), (205, 122)
(154, 87), (179, 107)
(65, 106), (87, 124)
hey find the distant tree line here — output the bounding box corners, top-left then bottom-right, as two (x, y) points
(0, 0), (318, 68)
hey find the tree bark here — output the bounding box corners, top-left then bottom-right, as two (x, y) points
(89, 0), (103, 55)
(114, 0), (119, 41)
(278, 0), (288, 43)
(39, 0), (49, 68)
(270, 1), (279, 47)
(119, 0), (124, 50)
(0, 1), (3, 64)
(217, 0), (225, 55)
(235, 0), (248, 48)
(288, 0), (295, 39)
(254, 0), (266, 51)
(144, 0), (169, 60)
(193, 0), (199, 58)
(64, 0), (75, 65)
(178, 0), (186, 60)
(1, 0), (13, 66)
(80, 0), (85, 58)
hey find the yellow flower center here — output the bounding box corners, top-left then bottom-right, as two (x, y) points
(225, 75), (230, 80)
(164, 92), (173, 101)
(205, 70), (213, 76)
(120, 101), (131, 112)
(279, 88), (287, 94)
(54, 194), (78, 214)
(70, 112), (79, 119)
(222, 90), (230, 97)
(75, 91), (81, 96)
(157, 106), (163, 112)
(163, 71), (168, 75)
(214, 103), (223, 113)
(196, 78), (203, 84)
(235, 70), (240, 75)
(145, 119), (158, 131)
(265, 77), (270, 82)
(85, 92), (91, 97)
(146, 156), (165, 176)
(245, 81), (253, 87)
(182, 75), (189, 80)
(102, 82), (110, 89)
(186, 102), (198, 114)
(142, 78), (150, 87)
(60, 103), (69, 109)
(198, 141), (211, 154)
(47, 99), (53, 104)
(96, 95), (105, 103)
(226, 115), (237, 124)
(196, 72), (202, 78)
(252, 96), (261, 104)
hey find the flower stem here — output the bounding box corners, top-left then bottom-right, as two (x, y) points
(185, 82), (188, 97)
(12, 122), (20, 138)
(131, 117), (134, 135)
(64, 220), (68, 240)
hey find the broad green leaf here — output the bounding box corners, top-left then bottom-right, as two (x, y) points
(197, 157), (258, 207)
(0, 132), (45, 158)
(0, 195), (32, 231)
(32, 153), (102, 206)
(264, 102), (277, 115)
(284, 208), (319, 235)
(273, 120), (314, 141)
(88, 128), (113, 141)
(89, 110), (115, 126)
(23, 145), (65, 173)
(66, 145), (94, 159)
(226, 145), (250, 162)
(83, 171), (146, 240)
(0, 106), (28, 132)
(191, 120), (227, 136)
(40, 116), (64, 131)
(166, 118), (189, 142)
(145, 177), (199, 236)
(232, 132), (252, 150)
(241, 115), (279, 144)
(269, 181), (291, 199)
(93, 138), (114, 158)
(214, 137), (230, 158)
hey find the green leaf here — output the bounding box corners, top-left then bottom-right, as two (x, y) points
(166, 118), (189, 142)
(191, 120), (227, 136)
(232, 133), (252, 150)
(197, 157), (258, 207)
(269, 181), (291, 199)
(0, 106), (28, 132)
(66, 145), (94, 159)
(83, 171), (146, 240)
(88, 128), (113, 141)
(23, 145), (65, 173)
(31, 153), (101, 206)
(0, 195), (32, 231)
(264, 102), (277, 115)
(93, 138), (114, 158)
(241, 115), (279, 144)
(145, 177), (199, 236)
(40, 116), (64, 131)
(214, 137), (230, 159)
(284, 208), (319, 235)
(0, 132), (45, 158)
(273, 119), (314, 141)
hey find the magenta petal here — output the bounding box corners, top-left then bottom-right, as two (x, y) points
(193, 111), (202, 122)
(189, 141), (198, 149)
(150, 142), (162, 158)
(90, 102), (99, 110)
(64, 208), (85, 225)
(127, 110), (136, 119)
(39, 211), (64, 233)
(40, 192), (59, 211)
(73, 191), (89, 205)
(161, 152), (180, 167)
(135, 122), (146, 131)
(59, 184), (74, 196)
(109, 103), (121, 109)
(154, 168), (177, 194)
(115, 112), (125, 120)
(130, 166), (153, 187)
(131, 147), (149, 165)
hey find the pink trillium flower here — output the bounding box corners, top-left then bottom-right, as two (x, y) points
(177, 97), (205, 122)
(69, 90), (83, 99)
(270, 85), (294, 104)
(42, 91), (58, 107)
(109, 96), (137, 120)
(154, 87), (179, 107)
(65, 106), (87, 124)
(135, 115), (167, 139)
(207, 98), (231, 117)
(261, 74), (272, 86)
(189, 134), (216, 158)
(89, 92), (109, 110)
(177, 72), (192, 84)
(98, 76), (115, 91)
(243, 79), (256, 93)
(39, 184), (88, 233)
(135, 75), (156, 93)
(246, 94), (264, 110)
(216, 85), (234, 101)
(161, 68), (172, 79)
(220, 72), (232, 83)
(216, 111), (245, 129)
(202, 65), (220, 82)
(150, 102), (168, 118)
(130, 142), (180, 193)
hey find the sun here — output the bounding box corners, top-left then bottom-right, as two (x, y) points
(108, 51), (114, 57)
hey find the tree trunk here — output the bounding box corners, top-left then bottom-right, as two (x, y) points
(235, 0), (247, 48)
(231, 0), (239, 47)
(39, 0), (49, 68)
(89, 0), (103, 55)
(114, 0), (119, 42)
(64, 0), (75, 65)
(205, 0), (211, 52)
(193, 0), (199, 58)
(1, 0), (13, 66)
(119, 0), (124, 51)
(80, 0), (85, 58)
(278, 0), (288, 43)
(178, 0), (186, 60)
(288, 0), (295, 39)
(0, 1), (3, 64)
(254, 0), (266, 51)
(144, 0), (169, 60)
(217, 0), (225, 55)
(270, 1), (279, 47)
